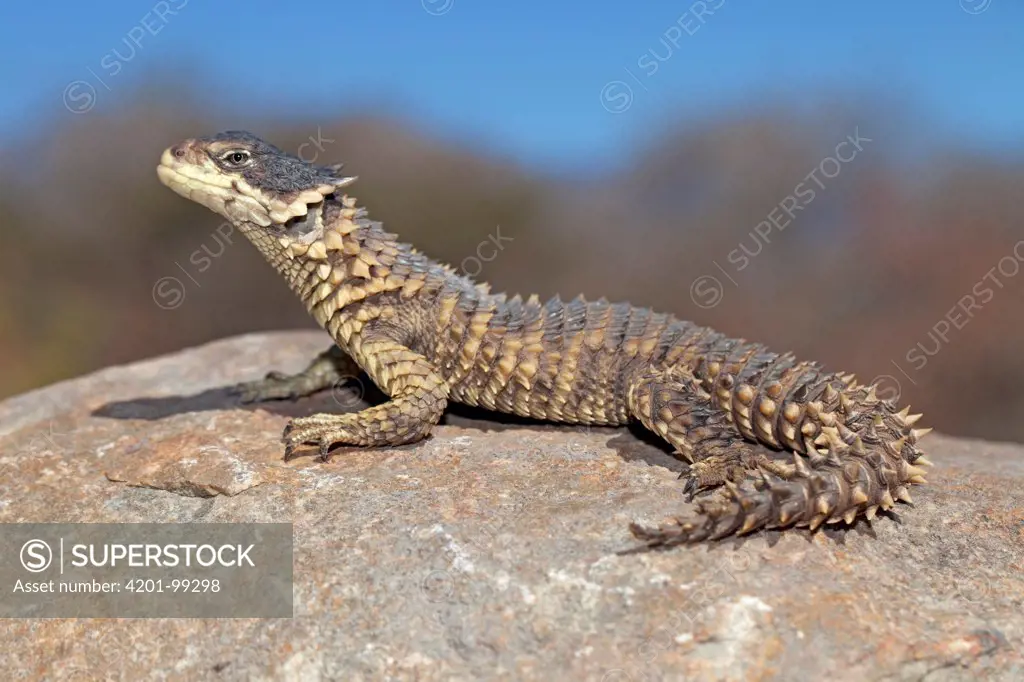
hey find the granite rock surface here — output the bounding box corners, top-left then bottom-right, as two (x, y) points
(0, 332), (1021, 681)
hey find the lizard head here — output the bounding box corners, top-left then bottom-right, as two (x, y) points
(156, 130), (356, 229)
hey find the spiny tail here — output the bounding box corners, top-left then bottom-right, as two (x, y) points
(631, 378), (933, 547)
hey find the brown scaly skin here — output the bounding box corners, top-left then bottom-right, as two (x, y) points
(157, 131), (935, 548)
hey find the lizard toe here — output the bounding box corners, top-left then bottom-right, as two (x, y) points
(681, 472), (701, 502)
(282, 415), (359, 461)
(283, 444), (299, 462)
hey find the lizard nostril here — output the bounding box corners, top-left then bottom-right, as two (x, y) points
(172, 145), (186, 158)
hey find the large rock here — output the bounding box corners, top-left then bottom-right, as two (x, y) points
(1, 332), (1021, 681)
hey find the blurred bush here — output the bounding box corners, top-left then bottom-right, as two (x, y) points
(1, 84), (1022, 443)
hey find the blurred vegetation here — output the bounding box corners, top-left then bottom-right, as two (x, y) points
(1, 84), (1022, 443)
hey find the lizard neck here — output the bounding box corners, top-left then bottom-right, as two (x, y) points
(237, 193), (487, 343)
(238, 193), (401, 293)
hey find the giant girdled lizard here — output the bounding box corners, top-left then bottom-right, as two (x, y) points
(156, 131), (933, 548)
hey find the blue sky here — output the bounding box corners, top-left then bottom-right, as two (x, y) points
(1, 1), (1020, 167)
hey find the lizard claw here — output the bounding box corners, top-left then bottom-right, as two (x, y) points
(681, 473), (701, 502)
(281, 414), (356, 462)
(281, 423), (301, 461)
(679, 463), (720, 502)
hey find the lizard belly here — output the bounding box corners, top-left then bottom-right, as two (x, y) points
(446, 336), (633, 425)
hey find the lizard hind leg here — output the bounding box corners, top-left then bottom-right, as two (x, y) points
(626, 366), (798, 500)
(629, 377), (934, 548)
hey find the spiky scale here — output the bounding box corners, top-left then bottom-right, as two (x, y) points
(911, 428), (934, 441)
(816, 497), (833, 516)
(307, 241), (328, 260)
(905, 465), (928, 479)
(739, 515), (760, 534)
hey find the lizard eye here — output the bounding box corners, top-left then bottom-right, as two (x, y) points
(219, 150), (252, 168)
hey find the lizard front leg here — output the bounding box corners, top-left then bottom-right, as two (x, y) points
(232, 345), (361, 403)
(283, 336), (449, 461)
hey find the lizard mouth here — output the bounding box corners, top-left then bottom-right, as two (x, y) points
(157, 148), (275, 227)
(157, 146), (338, 227)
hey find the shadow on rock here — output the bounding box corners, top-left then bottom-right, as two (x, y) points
(93, 382), (688, 475)
(90, 381), (382, 422)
